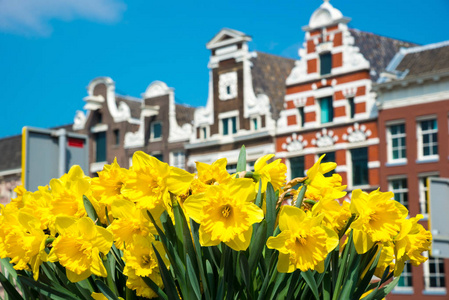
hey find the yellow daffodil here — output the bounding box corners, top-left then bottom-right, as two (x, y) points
(122, 151), (193, 214)
(302, 155), (346, 202)
(191, 158), (233, 194)
(350, 189), (408, 254)
(266, 206), (338, 273)
(108, 199), (158, 250)
(91, 292), (124, 300)
(91, 158), (129, 206)
(183, 178), (263, 251)
(48, 216), (113, 282)
(9, 185), (27, 210)
(253, 154), (287, 192)
(312, 198), (351, 233)
(393, 214), (432, 276)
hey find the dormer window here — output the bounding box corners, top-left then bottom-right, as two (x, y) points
(222, 117), (237, 135)
(150, 122), (162, 140)
(251, 116), (261, 131)
(320, 52), (332, 75)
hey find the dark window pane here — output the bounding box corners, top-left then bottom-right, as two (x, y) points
(223, 119), (229, 135)
(320, 52), (332, 75)
(114, 129), (120, 145)
(319, 152), (336, 177)
(351, 147), (368, 186)
(153, 154), (163, 162)
(153, 123), (162, 139)
(349, 98), (355, 118)
(95, 132), (107, 162)
(298, 107), (305, 126)
(320, 97), (333, 124)
(290, 156), (305, 190)
(232, 117), (237, 134)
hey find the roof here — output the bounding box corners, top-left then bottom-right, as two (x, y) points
(175, 104), (195, 126)
(0, 135), (22, 172)
(251, 51), (296, 120)
(116, 95), (142, 119)
(394, 42), (449, 78)
(349, 29), (417, 81)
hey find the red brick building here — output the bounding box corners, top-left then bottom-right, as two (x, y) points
(376, 41), (449, 298)
(275, 0), (413, 193)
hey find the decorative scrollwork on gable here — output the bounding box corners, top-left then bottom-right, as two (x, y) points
(281, 133), (308, 152)
(342, 123), (372, 143)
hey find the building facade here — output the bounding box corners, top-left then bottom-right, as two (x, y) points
(376, 41), (449, 299)
(275, 0), (413, 193)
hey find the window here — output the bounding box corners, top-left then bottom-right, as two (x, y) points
(351, 147), (369, 186)
(348, 97), (355, 119)
(298, 107), (305, 127)
(199, 126), (208, 140)
(389, 178), (409, 209)
(251, 117), (259, 131)
(151, 122), (162, 140)
(318, 152), (335, 177)
(222, 117), (237, 135)
(423, 254), (446, 292)
(319, 97), (333, 124)
(289, 156), (305, 189)
(395, 262), (413, 292)
(247, 161), (256, 172)
(226, 164), (237, 174)
(95, 132), (107, 162)
(153, 153), (163, 162)
(419, 119), (438, 158)
(97, 112), (103, 124)
(172, 151), (185, 170)
(320, 52), (332, 75)
(388, 123), (406, 162)
(419, 175), (438, 218)
(113, 129), (120, 146)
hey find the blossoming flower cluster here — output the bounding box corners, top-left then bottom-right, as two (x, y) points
(0, 151), (432, 299)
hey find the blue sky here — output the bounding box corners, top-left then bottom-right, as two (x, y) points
(1, 0), (448, 138)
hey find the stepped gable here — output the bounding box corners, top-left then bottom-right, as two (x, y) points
(251, 51), (295, 120)
(396, 43), (449, 77)
(349, 29), (417, 81)
(175, 104), (195, 127)
(115, 95), (142, 119)
(0, 135), (22, 171)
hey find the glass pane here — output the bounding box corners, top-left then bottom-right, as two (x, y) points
(319, 152), (336, 177)
(223, 119), (229, 135)
(95, 132), (107, 162)
(351, 148), (368, 186)
(153, 123), (162, 139)
(154, 154), (163, 162)
(290, 156), (305, 190)
(392, 138), (399, 147)
(423, 134), (429, 143)
(253, 118), (258, 130)
(432, 119), (438, 129)
(320, 52), (332, 75)
(320, 97), (333, 124)
(232, 117), (237, 134)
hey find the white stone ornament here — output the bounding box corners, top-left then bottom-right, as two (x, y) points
(219, 72), (238, 100)
(312, 128), (339, 148)
(342, 123), (372, 143)
(282, 133), (308, 152)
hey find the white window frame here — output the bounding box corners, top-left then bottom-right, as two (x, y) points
(250, 115), (261, 131)
(386, 120), (407, 164)
(199, 125), (209, 140)
(422, 252), (446, 294)
(346, 97), (356, 120)
(150, 121), (163, 141)
(171, 151), (186, 170)
(417, 116), (438, 161)
(297, 106), (305, 128)
(226, 163), (238, 174)
(388, 175), (409, 210)
(348, 147), (370, 190)
(418, 172), (439, 220)
(393, 261), (414, 294)
(218, 110), (239, 136)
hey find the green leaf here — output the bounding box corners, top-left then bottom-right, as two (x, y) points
(295, 184), (307, 208)
(332, 231), (353, 300)
(95, 280), (119, 300)
(190, 219), (211, 300)
(265, 182), (277, 236)
(18, 275), (80, 300)
(239, 253), (250, 293)
(352, 246), (382, 299)
(83, 195), (99, 223)
(302, 270), (320, 300)
(0, 258), (17, 280)
(361, 276), (401, 300)
(286, 270), (301, 300)
(141, 277), (168, 300)
(236, 145), (247, 173)
(255, 180), (263, 208)
(248, 220), (267, 272)
(152, 244), (181, 300)
(0, 271), (23, 300)
(186, 255), (202, 299)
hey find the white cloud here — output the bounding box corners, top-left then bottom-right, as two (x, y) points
(0, 0), (126, 36)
